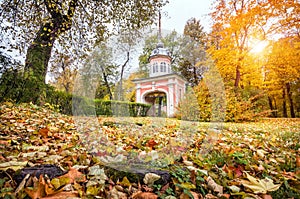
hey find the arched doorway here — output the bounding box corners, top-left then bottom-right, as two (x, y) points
(144, 91), (167, 117)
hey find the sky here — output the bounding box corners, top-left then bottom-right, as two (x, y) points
(161, 0), (212, 34)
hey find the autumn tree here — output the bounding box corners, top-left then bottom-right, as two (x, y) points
(50, 54), (78, 93)
(209, 0), (266, 88)
(113, 28), (144, 101)
(0, 0), (167, 103)
(265, 37), (300, 118)
(177, 17), (207, 87)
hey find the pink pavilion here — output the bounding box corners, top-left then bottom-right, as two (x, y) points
(133, 42), (187, 117)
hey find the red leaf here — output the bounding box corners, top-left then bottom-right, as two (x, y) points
(146, 139), (158, 149)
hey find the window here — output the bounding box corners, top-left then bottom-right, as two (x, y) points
(153, 62), (158, 73)
(160, 62), (166, 72)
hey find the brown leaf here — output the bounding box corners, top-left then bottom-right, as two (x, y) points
(262, 194), (272, 199)
(25, 175), (46, 199)
(159, 183), (169, 193)
(206, 176), (223, 194)
(180, 191), (199, 199)
(58, 167), (86, 184)
(132, 191), (158, 199)
(296, 156), (300, 168)
(39, 128), (49, 137)
(204, 194), (218, 199)
(41, 191), (78, 199)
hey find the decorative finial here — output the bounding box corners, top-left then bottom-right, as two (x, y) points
(157, 9), (164, 48)
(158, 10), (162, 42)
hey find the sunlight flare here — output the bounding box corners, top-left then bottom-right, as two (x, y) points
(250, 40), (269, 53)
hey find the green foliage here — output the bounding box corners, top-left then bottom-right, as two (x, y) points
(1, 0), (167, 103)
(0, 66), (48, 104)
(271, 182), (300, 199)
(94, 99), (150, 117)
(170, 166), (191, 183)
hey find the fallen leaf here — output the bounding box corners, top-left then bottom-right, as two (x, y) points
(118, 176), (131, 187)
(241, 173), (281, 194)
(228, 185), (240, 193)
(39, 127), (49, 137)
(143, 173), (161, 186)
(180, 191), (199, 199)
(41, 191), (78, 198)
(0, 161), (28, 171)
(206, 176), (223, 195)
(132, 191), (158, 199)
(107, 187), (127, 199)
(58, 167), (86, 184)
(296, 156), (300, 168)
(262, 194), (272, 199)
(146, 138), (158, 149)
(25, 175), (46, 199)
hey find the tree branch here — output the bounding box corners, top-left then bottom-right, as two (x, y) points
(44, 0), (62, 20)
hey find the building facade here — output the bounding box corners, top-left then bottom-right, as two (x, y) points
(133, 42), (187, 117)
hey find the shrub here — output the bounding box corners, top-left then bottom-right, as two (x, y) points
(94, 99), (150, 117)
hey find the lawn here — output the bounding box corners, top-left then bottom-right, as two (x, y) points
(0, 102), (299, 199)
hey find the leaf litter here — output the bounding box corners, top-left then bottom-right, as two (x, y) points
(0, 102), (299, 198)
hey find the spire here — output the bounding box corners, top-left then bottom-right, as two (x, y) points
(157, 10), (163, 48)
(158, 10), (162, 42)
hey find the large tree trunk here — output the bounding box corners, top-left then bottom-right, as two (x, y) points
(21, 0), (77, 103)
(286, 82), (295, 118)
(24, 23), (55, 83)
(21, 23), (56, 103)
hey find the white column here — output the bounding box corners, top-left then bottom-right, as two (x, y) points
(136, 83), (141, 103)
(168, 83), (174, 117)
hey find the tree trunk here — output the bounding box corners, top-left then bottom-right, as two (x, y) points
(282, 87), (288, 117)
(193, 66), (198, 86)
(234, 65), (241, 88)
(286, 82), (295, 118)
(274, 97), (278, 117)
(117, 52), (130, 101)
(21, 22), (56, 103)
(268, 96), (276, 117)
(21, 0), (77, 103)
(100, 65), (113, 100)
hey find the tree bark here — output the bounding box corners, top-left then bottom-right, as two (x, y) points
(282, 87), (288, 117)
(286, 82), (295, 118)
(234, 65), (241, 88)
(268, 96), (276, 117)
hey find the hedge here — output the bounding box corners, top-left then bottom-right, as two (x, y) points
(94, 99), (151, 117)
(45, 89), (150, 117)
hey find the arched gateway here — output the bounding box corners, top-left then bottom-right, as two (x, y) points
(133, 42), (187, 117)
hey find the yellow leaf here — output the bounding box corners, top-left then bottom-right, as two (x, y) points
(118, 176), (131, 187)
(241, 173), (281, 194)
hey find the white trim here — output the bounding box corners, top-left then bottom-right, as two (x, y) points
(141, 88), (170, 116)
